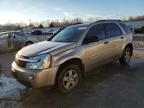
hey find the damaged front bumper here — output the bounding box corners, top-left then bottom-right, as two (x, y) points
(11, 62), (59, 88)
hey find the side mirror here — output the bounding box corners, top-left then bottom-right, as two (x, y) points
(83, 36), (98, 44)
(47, 38), (51, 41)
(52, 32), (56, 36)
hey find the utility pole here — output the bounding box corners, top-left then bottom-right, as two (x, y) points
(28, 19), (31, 26)
(8, 19), (11, 25)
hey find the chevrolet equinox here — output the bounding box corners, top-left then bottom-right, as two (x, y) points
(12, 20), (133, 94)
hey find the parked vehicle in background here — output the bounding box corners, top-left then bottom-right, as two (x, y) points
(0, 30), (58, 52)
(31, 28), (59, 35)
(0, 31), (26, 52)
(43, 28), (59, 35)
(12, 20), (133, 94)
(31, 28), (59, 41)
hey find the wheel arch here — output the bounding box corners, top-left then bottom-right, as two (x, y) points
(24, 40), (33, 46)
(123, 43), (133, 55)
(56, 58), (85, 81)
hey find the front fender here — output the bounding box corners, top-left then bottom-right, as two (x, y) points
(52, 48), (82, 67)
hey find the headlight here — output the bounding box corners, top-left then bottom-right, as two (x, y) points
(26, 54), (51, 69)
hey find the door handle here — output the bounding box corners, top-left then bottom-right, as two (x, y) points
(104, 41), (109, 44)
(121, 37), (124, 39)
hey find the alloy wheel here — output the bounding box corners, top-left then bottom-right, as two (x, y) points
(63, 69), (78, 90)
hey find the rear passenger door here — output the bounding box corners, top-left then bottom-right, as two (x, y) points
(83, 24), (114, 71)
(0, 34), (9, 52)
(104, 23), (124, 60)
(12, 32), (27, 49)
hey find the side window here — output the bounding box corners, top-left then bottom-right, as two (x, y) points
(17, 32), (24, 36)
(0, 34), (8, 38)
(14, 33), (19, 38)
(84, 24), (105, 43)
(14, 32), (25, 38)
(119, 23), (131, 34)
(105, 23), (122, 38)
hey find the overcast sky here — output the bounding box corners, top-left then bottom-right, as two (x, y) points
(0, 0), (144, 24)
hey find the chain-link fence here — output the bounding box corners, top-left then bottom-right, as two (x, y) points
(133, 41), (144, 48)
(133, 34), (144, 48)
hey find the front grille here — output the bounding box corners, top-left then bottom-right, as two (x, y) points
(15, 59), (27, 68)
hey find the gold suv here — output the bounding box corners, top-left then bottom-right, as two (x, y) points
(12, 20), (133, 94)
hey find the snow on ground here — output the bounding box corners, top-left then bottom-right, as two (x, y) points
(0, 74), (25, 101)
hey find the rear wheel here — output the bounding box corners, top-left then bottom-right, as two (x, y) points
(25, 41), (33, 46)
(119, 47), (132, 65)
(57, 64), (82, 94)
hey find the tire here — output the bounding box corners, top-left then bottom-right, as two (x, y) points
(119, 47), (132, 65)
(25, 41), (33, 46)
(57, 64), (82, 94)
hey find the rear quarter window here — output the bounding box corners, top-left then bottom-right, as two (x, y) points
(119, 23), (131, 34)
(104, 23), (123, 38)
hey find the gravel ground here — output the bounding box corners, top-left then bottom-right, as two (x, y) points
(0, 43), (144, 108)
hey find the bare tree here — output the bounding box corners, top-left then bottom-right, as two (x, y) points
(128, 15), (144, 21)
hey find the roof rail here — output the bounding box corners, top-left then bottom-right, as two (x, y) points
(96, 20), (122, 23)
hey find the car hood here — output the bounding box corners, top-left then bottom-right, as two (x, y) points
(17, 41), (76, 57)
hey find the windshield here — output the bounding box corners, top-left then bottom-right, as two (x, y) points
(51, 27), (87, 42)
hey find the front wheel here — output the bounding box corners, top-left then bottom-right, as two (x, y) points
(56, 64), (82, 94)
(119, 47), (132, 65)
